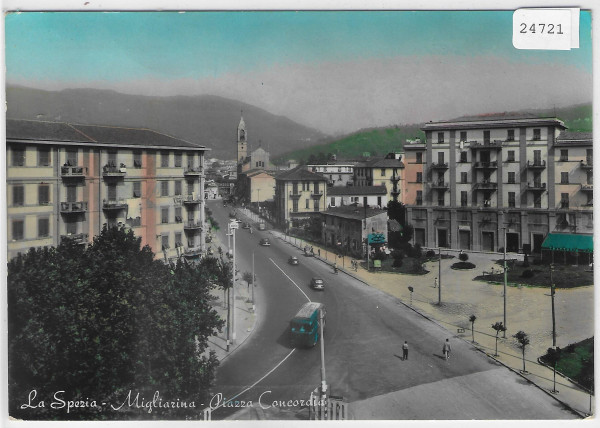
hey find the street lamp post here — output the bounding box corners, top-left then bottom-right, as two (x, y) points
(550, 263), (556, 347)
(229, 220), (239, 344)
(438, 247), (442, 305)
(319, 308), (327, 411)
(503, 227), (507, 338)
(251, 251), (256, 312)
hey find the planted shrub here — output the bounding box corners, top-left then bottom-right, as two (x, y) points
(392, 258), (403, 268)
(412, 243), (422, 258)
(459, 252), (469, 262)
(426, 249), (436, 258)
(522, 269), (534, 278)
(452, 261), (476, 270)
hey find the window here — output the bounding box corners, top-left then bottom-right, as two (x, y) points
(437, 152), (445, 165)
(292, 183), (298, 194)
(381, 168), (386, 177)
(533, 150), (541, 165)
(508, 192), (516, 208)
(174, 153), (182, 167)
(587, 171), (593, 185)
(161, 234), (169, 250)
(314, 181), (320, 193)
(314, 199), (319, 211)
(13, 185), (24, 206)
(416, 152), (423, 164)
(460, 131), (467, 142)
(461, 191), (468, 207)
(460, 151), (468, 163)
(175, 232), (182, 247)
(484, 131), (490, 144)
(12, 147), (25, 166)
(67, 185), (77, 202)
(586, 148), (593, 164)
(133, 182), (142, 198)
(330, 197), (336, 207)
(507, 150), (515, 162)
(66, 149), (78, 166)
(161, 207), (169, 224)
(560, 149), (568, 162)
(292, 199), (298, 213)
(38, 185), (50, 205)
(38, 217), (50, 238)
(107, 184), (117, 201)
(416, 190), (423, 205)
(461, 172), (468, 183)
(38, 147), (51, 166)
(437, 132), (444, 143)
(175, 207), (182, 223)
(65, 220), (77, 235)
(533, 129), (541, 140)
(561, 172), (569, 184)
(534, 196), (542, 209)
(305, 199), (310, 209)
(161, 151), (170, 167)
(161, 181), (169, 196)
(507, 129), (515, 141)
(187, 182), (194, 195)
(416, 172), (423, 183)
(437, 192), (444, 206)
(561, 193), (569, 208)
(508, 172), (516, 184)
(12, 219), (24, 240)
(107, 151), (117, 166)
(338, 174), (342, 180)
(133, 151), (142, 168)
(187, 153), (195, 168)
(175, 180), (182, 196)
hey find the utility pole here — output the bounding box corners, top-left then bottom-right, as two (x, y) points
(319, 308), (327, 410)
(226, 230), (232, 352)
(252, 251), (255, 312)
(229, 220), (239, 344)
(550, 263), (556, 347)
(438, 247), (442, 305)
(503, 227), (507, 338)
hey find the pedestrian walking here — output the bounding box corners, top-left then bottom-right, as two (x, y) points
(442, 338), (451, 360)
(434, 277), (438, 288)
(318, 248), (321, 258)
(402, 341), (409, 360)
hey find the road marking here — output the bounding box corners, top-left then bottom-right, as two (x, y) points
(214, 348), (296, 410)
(269, 258), (311, 303)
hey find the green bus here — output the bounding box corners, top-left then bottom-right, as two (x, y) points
(290, 302), (326, 348)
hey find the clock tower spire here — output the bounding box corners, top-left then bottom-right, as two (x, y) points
(237, 112), (247, 164)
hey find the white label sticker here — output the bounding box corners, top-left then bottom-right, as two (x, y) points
(513, 8), (579, 50)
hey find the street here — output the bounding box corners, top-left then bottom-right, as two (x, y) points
(206, 200), (578, 420)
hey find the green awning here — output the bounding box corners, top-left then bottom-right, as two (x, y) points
(541, 233), (594, 253)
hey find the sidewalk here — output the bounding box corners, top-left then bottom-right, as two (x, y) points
(271, 229), (594, 418)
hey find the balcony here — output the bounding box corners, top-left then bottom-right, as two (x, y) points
(431, 181), (449, 190)
(580, 158), (593, 170)
(60, 201), (88, 213)
(559, 200), (570, 209)
(526, 182), (546, 192)
(470, 140), (503, 150)
(61, 165), (87, 178)
(526, 160), (546, 169)
(102, 164), (127, 178)
(60, 233), (88, 245)
(430, 162), (449, 170)
(183, 247), (203, 258)
(480, 200), (493, 209)
(184, 167), (204, 177)
(289, 192), (302, 199)
(184, 221), (203, 231)
(581, 183), (593, 192)
(102, 198), (128, 211)
(474, 161), (498, 169)
(473, 182), (498, 190)
(311, 190), (324, 198)
(182, 194), (202, 205)
(415, 198), (423, 206)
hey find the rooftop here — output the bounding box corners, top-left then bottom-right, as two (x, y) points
(556, 131), (593, 142)
(275, 166), (328, 182)
(322, 206), (387, 220)
(421, 116), (566, 131)
(6, 119), (205, 150)
(328, 185), (387, 196)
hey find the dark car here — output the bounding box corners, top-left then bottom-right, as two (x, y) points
(288, 256), (299, 265)
(259, 238), (271, 246)
(310, 277), (325, 290)
(242, 222), (251, 229)
(229, 210), (237, 219)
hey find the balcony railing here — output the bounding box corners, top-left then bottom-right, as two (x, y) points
(559, 200), (570, 209)
(430, 162), (449, 169)
(184, 221), (203, 230)
(526, 182), (546, 191)
(61, 165), (87, 177)
(60, 233), (88, 244)
(415, 198), (423, 206)
(60, 201), (88, 213)
(289, 192), (302, 199)
(431, 181), (449, 190)
(102, 199), (128, 210)
(184, 167), (204, 176)
(470, 140), (503, 149)
(183, 194), (202, 204)
(311, 190), (324, 198)
(473, 182), (498, 190)
(474, 161), (498, 169)
(183, 247), (203, 257)
(526, 160), (546, 169)
(102, 164), (127, 177)
(580, 158), (593, 169)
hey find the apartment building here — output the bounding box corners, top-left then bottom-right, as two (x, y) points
(307, 162), (355, 187)
(274, 166), (328, 229)
(327, 185), (388, 208)
(353, 154), (405, 203)
(7, 119), (208, 261)
(404, 115), (593, 254)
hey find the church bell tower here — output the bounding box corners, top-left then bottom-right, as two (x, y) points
(237, 114), (248, 164)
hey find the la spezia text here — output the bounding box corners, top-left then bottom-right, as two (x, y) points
(21, 389), (326, 414)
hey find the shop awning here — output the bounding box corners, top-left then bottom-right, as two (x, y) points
(541, 233), (594, 253)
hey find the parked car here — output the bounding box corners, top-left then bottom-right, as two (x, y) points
(288, 256), (299, 265)
(242, 222), (251, 229)
(310, 277), (325, 290)
(259, 238), (271, 246)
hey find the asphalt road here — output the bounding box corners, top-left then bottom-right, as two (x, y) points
(206, 201), (577, 420)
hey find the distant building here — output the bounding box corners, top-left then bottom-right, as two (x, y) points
(308, 162), (355, 187)
(7, 119), (208, 261)
(274, 166), (328, 228)
(353, 154), (405, 203)
(238, 168), (276, 203)
(321, 206), (388, 258)
(327, 185), (388, 208)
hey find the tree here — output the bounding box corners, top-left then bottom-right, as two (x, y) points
(491, 322), (507, 356)
(469, 315), (477, 343)
(513, 331), (530, 373)
(8, 226), (224, 420)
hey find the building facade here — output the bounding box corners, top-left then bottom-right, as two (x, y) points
(308, 162), (355, 187)
(7, 119), (208, 261)
(353, 154), (405, 203)
(274, 167), (328, 228)
(238, 168), (276, 203)
(327, 185), (388, 208)
(404, 115), (593, 253)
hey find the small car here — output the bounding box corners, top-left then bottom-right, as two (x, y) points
(229, 210), (237, 219)
(288, 256), (299, 265)
(242, 222), (251, 229)
(258, 223), (266, 231)
(310, 277), (325, 290)
(259, 238), (271, 246)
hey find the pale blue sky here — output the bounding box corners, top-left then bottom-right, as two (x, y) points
(5, 11), (593, 134)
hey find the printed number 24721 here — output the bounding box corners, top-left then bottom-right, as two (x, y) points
(519, 23), (564, 34)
